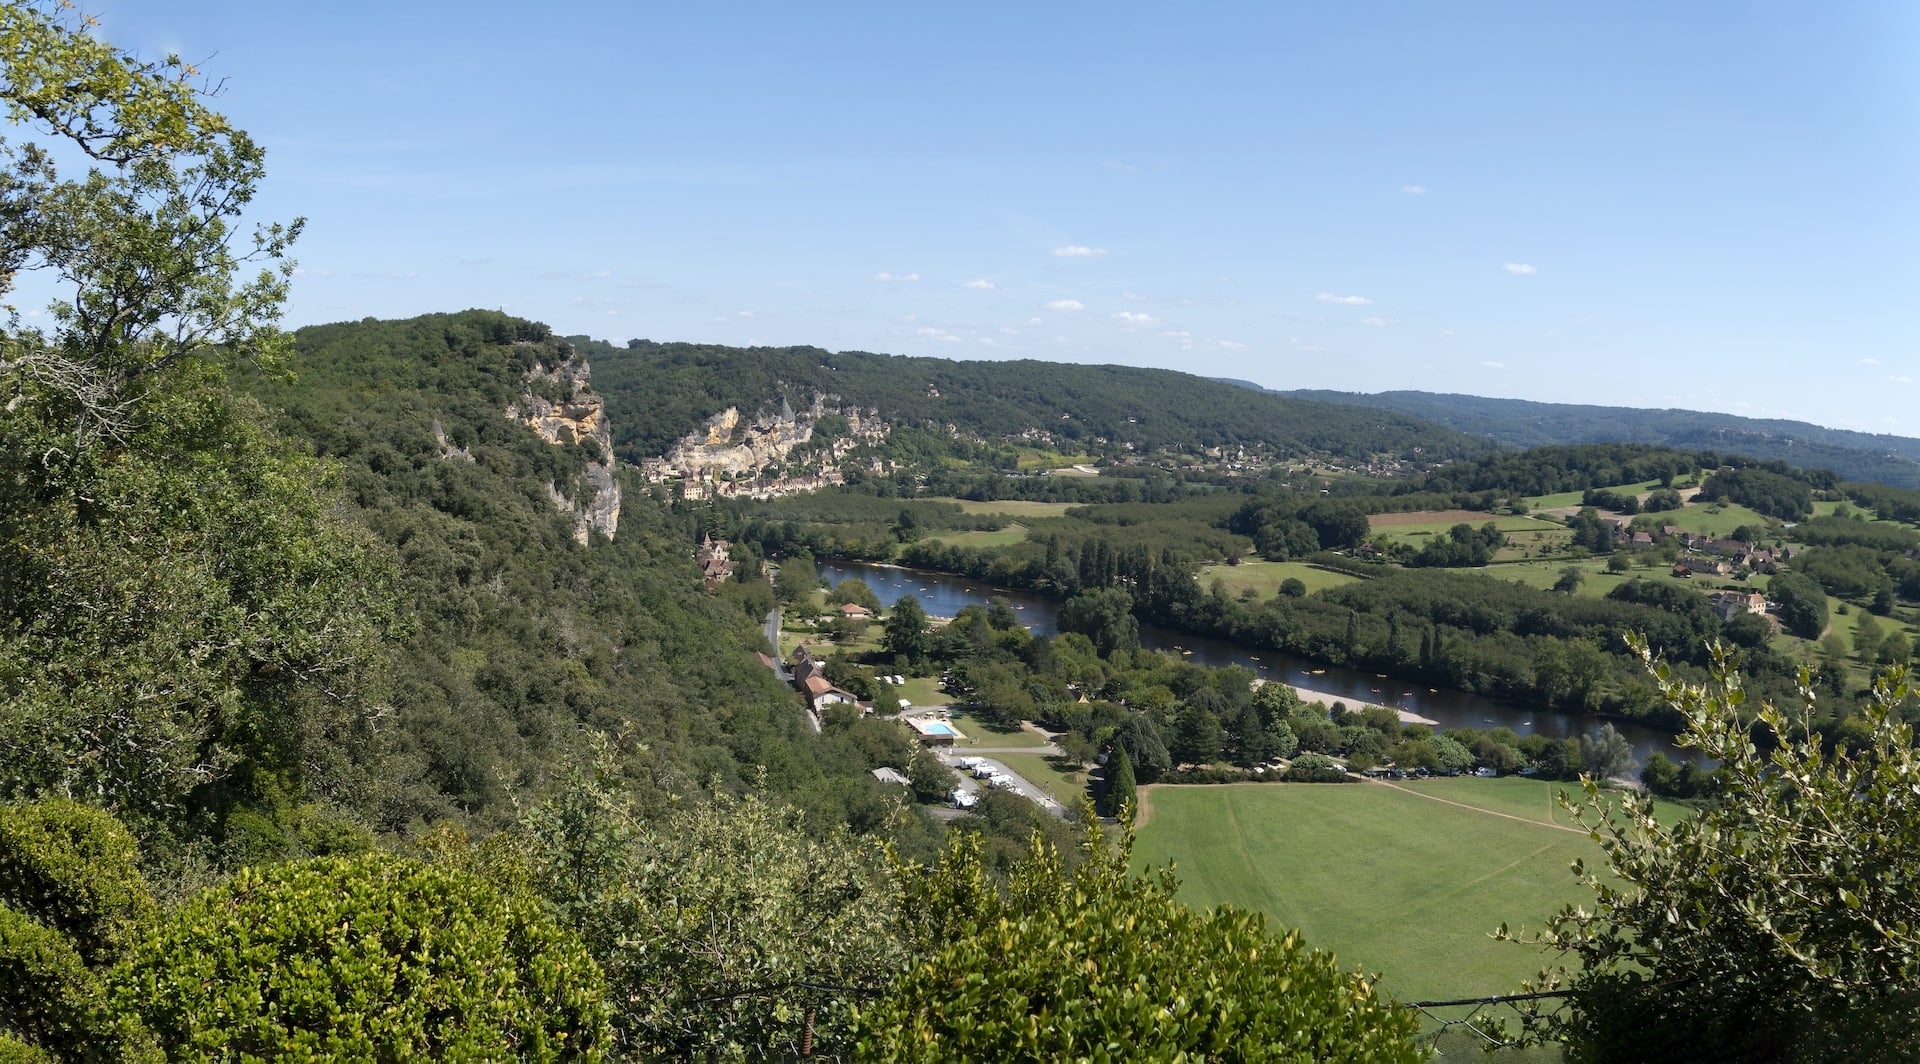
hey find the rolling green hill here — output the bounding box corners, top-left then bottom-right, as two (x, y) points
(580, 339), (1496, 467)
(1283, 389), (1920, 488)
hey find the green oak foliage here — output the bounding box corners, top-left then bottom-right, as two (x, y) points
(855, 811), (1421, 1063)
(115, 854), (610, 1061)
(0, 0), (398, 842)
(1510, 641), (1920, 1061)
(507, 757), (907, 1060)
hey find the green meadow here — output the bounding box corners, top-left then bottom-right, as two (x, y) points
(1198, 559), (1360, 598)
(1132, 779), (1637, 1005)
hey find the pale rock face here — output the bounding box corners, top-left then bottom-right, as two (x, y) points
(506, 355), (621, 544)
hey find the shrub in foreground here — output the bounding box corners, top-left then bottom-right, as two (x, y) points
(854, 806), (1421, 1062)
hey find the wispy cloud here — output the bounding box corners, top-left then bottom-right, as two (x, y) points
(1044, 300), (1085, 312)
(578, 269), (613, 280)
(977, 337), (996, 346)
(1315, 292), (1371, 306)
(1861, 357), (1882, 366)
(960, 279), (996, 290)
(1892, 375), (1914, 385)
(1482, 360), (1506, 369)
(917, 326), (961, 343)
(1401, 184), (1426, 195)
(1113, 311), (1156, 328)
(1503, 263), (1537, 275)
(1217, 339), (1245, 351)
(872, 271), (921, 282)
(1051, 245), (1108, 258)
(1360, 316), (1392, 327)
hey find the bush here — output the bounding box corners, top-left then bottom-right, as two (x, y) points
(0, 800), (154, 968)
(113, 855), (609, 1061)
(856, 811), (1420, 1062)
(0, 908), (158, 1063)
(1285, 752), (1351, 782)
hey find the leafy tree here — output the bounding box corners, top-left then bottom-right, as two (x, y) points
(1555, 566), (1586, 594)
(1057, 587), (1141, 657)
(0, 0), (398, 838)
(1115, 714), (1172, 783)
(855, 812), (1421, 1062)
(1278, 576), (1309, 597)
(1103, 746), (1136, 816)
(883, 594), (932, 666)
(1767, 571), (1829, 639)
(1510, 639), (1920, 1060)
(775, 547), (819, 604)
(506, 753), (906, 1060)
(1170, 703), (1224, 767)
(827, 577), (883, 611)
(115, 853), (609, 1060)
(1576, 723), (1638, 782)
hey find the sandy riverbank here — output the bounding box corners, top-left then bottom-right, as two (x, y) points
(1253, 677), (1440, 727)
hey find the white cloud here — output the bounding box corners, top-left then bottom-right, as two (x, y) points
(872, 271), (921, 282)
(917, 326), (961, 343)
(1026, 317), (1043, 326)
(1316, 292), (1371, 305)
(960, 279), (996, 290)
(977, 337), (996, 346)
(1122, 290), (1144, 301)
(1162, 330), (1192, 341)
(1402, 184), (1426, 195)
(1044, 300), (1085, 312)
(1861, 357), (1882, 366)
(1217, 339), (1246, 351)
(1482, 360), (1505, 369)
(578, 269), (613, 280)
(1113, 311), (1156, 328)
(1440, 329), (1455, 338)
(736, 310), (757, 318)
(1051, 245), (1108, 258)
(1503, 263), (1537, 275)
(1892, 375), (1914, 385)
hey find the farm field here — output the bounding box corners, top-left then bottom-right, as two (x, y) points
(921, 524), (1032, 549)
(1369, 512), (1566, 551)
(925, 497), (1078, 519)
(1132, 779), (1635, 1005)
(1198, 559), (1359, 597)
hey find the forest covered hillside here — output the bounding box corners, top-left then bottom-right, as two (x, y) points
(574, 338), (1497, 467)
(1285, 388), (1920, 488)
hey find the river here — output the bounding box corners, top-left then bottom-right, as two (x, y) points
(816, 559), (1693, 770)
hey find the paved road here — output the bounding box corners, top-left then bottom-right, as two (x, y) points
(761, 607), (819, 733)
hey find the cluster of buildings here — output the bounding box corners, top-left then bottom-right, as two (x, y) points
(640, 397), (888, 503)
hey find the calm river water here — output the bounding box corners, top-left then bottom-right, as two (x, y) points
(816, 559), (1692, 770)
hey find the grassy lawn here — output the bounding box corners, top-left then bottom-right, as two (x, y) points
(993, 750), (1093, 805)
(921, 524), (1031, 549)
(1372, 514), (1567, 551)
(1133, 780), (1637, 1004)
(1670, 501), (1771, 537)
(1198, 559), (1359, 598)
(1492, 558), (1639, 597)
(944, 706), (1052, 748)
(925, 498), (1078, 519)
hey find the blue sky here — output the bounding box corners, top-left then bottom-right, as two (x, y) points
(82, 2), (1919, 433)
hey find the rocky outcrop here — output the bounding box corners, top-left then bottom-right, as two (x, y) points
(507, 354), (621, 544)
(648, 395), (889, 501)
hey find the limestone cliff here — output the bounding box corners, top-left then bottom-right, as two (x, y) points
(646, 394), (888, 501)
(506, 352), (621, 544)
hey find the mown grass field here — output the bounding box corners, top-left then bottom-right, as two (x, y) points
(1198, 559), (1359, 598)
(920, 524), (1032, 549)
(992, 749), (1092, 804)
(1132, 779), (1639, 1005)
(926, 497), (1078, 519)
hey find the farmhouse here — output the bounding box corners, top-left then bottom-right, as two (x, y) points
(1707, 590), (1768, 621)
(836, 602), (874, 620)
